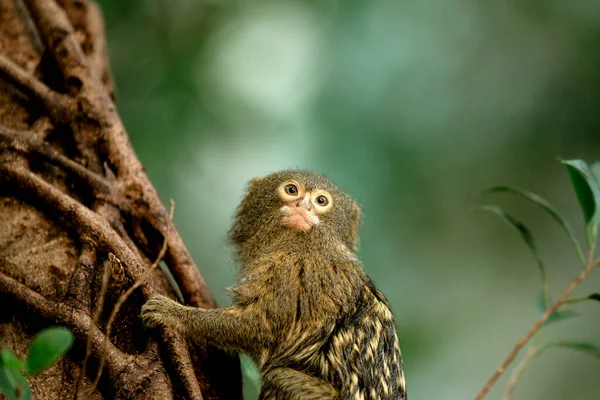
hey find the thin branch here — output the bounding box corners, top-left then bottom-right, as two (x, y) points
(0, 54), (72, 117)
(502, 346), (537, 400)
(474, 251), (600, 400)
(64, 242), (96, 311)
(14, 0), (45, 54)
(88, 201), (174, 395)
(80, 1), (115, 95)
(503, 338), (600, 400)
(0, 125), (114, 198)
(75, 252), (112, 399)
(30, 116), (54, 141)
(24, 0), (91, 95)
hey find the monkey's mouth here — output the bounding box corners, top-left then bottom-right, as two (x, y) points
(280, 207), (319, 232)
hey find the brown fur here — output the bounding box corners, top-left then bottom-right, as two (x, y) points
(141, 170), (407, 399)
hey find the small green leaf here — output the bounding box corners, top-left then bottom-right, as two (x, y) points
(542, 341), (600, 359)
(0, 350), (24, 375)
(0, 350), (29, 400)
(565, 293), (600, 304)
(545, 309), (577, 326)
(26, 327), (74, 376)
(563, 160), (598, 223)
(536, 294), (577, 326)
(481, 205), (548, 305)
(18, 377), (32, 400)
(483, 185), (585, 264)
(0, 366), (18, 400)
(562, 159), (600, 246)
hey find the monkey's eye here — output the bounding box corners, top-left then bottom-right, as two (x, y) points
(278, 181), (303, 200)
(284, 184), (298, 196)
(315, 195), (329, 206)
(311, 190), (333, 213)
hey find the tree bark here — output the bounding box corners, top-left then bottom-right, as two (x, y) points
(0, 0), (242, 398)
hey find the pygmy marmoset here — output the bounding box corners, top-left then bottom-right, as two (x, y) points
(141, 170), (407, 399)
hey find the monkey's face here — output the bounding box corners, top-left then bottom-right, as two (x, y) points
(230, 170), (361, 255)
(277, 179), (333, 232)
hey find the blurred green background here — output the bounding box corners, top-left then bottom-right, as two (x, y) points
(96, 1), (600, 399)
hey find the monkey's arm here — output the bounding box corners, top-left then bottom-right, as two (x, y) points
(141, 295), (265, 354)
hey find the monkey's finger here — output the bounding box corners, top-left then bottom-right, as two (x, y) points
(140, 307), (172, 327)
(140, 312), (159, 328)
(140, 296), (180, 327)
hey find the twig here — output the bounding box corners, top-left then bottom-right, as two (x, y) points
(74, 253), (112, 399)
(24, 0), (91, 94)
(87, 201), (175, 395)
(78, 1), (115, 94)
(63, 242), (96, 311)
(502, 346), (537, 400)
(503, 340), (600, 400)
(0, 54), (72, 118)
(0, 125), (114, 198)
(474, 251), (600, 400)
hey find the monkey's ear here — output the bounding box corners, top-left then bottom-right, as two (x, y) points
(239, 177), (262, 209)
(247, 177), (262, 192)
(349, 203), (361, 251)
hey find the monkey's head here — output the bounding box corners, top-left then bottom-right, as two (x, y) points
(229, 170), (361, 260)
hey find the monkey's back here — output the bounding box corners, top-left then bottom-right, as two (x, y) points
(324, 279), (407, 400)
(233, 252), (406, 400)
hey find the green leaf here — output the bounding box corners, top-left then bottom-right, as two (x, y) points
(0, 350), (24, 376)
(481, 205), (548, 305)
(26, 327), (74, 376)
(588, 293), (600, 302)
(542, 341), (600, 359)
(536, 294), (577, 326)
(545, 309), (577, 326)
(483, 185), (585, 264)
(0, 350), (29, 400)
(18, 377), (32, 400)
(0, 368), (18, 400)
(562, 159), (600, 246)
(566, 293), (600, 304)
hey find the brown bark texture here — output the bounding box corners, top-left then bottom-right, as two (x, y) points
(0, 0), (242, 398)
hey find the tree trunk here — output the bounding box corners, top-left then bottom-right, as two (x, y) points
(0, 0), (242, 398)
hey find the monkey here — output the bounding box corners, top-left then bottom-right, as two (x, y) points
(141, 170), (407, 400)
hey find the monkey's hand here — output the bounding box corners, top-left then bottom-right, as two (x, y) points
(141, 295), (186, 330)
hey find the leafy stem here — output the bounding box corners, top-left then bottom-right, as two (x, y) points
(503, 338), (600, 400)
(474, 252), (599, 400)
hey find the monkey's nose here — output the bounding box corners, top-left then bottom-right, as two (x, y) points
(295, 195), (313, 211)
